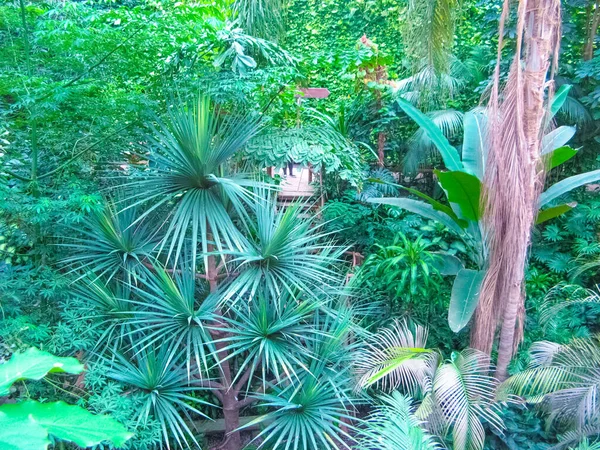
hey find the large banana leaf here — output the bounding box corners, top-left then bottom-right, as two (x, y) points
(369, 197), (465, 234)
(435, 170), (482, 221)
(549, 84), (572, 119)
(397, 98), (464, 172)
(544, 146), (578, 170)
(448, 269), (485, 332)
(535, 203), (577, 225)
(461, 109), (487, 180)
(541, 126), (576, 155)
(539, 169), (600, 207)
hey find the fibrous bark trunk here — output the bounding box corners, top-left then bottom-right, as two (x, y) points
(470, 0), (561, 380)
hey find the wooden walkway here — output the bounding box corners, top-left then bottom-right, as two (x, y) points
(277, 166), (314, 200)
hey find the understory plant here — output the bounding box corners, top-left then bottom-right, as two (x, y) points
(355, 320), (505, 450)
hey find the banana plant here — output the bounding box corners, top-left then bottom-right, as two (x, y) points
(371, 85), (600, 332)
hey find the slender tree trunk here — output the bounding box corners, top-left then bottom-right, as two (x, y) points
(375, 64), (387, 167)
(584, 0), (600, 60)
(206, 250), (244, 450)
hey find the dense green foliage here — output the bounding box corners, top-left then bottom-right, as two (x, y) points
(3, 0), (600, 449)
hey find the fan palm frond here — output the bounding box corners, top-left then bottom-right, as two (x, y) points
(241, 364), (357, 450)
(123, 264), (217, 377)
(358, 392), (439, 450)
(61, 199), (157, 281)
(558, 96), (593, 127)
(104, 346), (212, 448)
(124, 94), (266, 269)
(213, 292), (318, 387)
(355, 319), (439, 394)
(223, 193), (346, 303)
(73, 277), (134, 353)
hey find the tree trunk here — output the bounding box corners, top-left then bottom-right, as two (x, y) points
(206, 250), (244, 450)
(218, 393), (243, 450)
(470, 0), (561, 378)
(584, 0), (600, 60)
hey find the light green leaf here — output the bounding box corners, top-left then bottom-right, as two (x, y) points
(544, 146), (578, 170)
(435, 170), (482, 221)
(540, 169), (600, 207)
(369, 197), (465, 234)
(0, 401), (132, 449)
(0, 348), (84, 396)
(541, 126), (576, 155)
(431, 252), (464, 276)
(550, 84), (572, 119)
(535, 202), (577, 225)
(448, 269), (485, 332)
(462, 109), (487, 180)
(397, 98), (463, 171)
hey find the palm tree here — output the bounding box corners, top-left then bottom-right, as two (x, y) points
(67, 121), (358, 450)
(356, 320), (504, 450)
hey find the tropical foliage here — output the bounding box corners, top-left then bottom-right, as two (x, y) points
(3, 0), (600, 449)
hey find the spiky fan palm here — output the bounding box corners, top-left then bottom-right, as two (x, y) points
(224, 193), (346, 303)
(126, 94), (264, 268)
(62, 200), (156, 281)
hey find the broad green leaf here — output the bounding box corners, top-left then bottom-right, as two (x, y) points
(535, 202), (577, 225)
(0, 400), (132, 449)
(448, 269), (485, 332)
(541, 126), (576, 155)
(397, 98), (463, 171)
(462, 109), (487, 180)
(435, 170), (482, 221)
(398, 185), (468, 227)
(369, 197), (466, 234)
(540, 169), (600, 206)
(550, 84), (572, 119)
(544, 146), (578, 170)
(0, 409), (49, 450)
(431, 252), (464, 276)
(0, 348), (84, 395)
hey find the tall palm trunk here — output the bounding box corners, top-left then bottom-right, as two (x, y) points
(470, 0), (561, 380)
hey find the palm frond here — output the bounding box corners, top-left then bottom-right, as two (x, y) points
(123, 94), (268, 269)
(502, 336), (600, 430)
(430, 349), (503, 450)
(123, 264), (217, 377)
(241, 364), (357, 450)
(212, 292), (318, 387)
(104, 346), (212, 448)
(233, 0), (286, 40)
(355, 319), (439, 394)
(357, 392), (439, 450)
(61, 199), (157, 281)
(223, 193), (347, 304)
